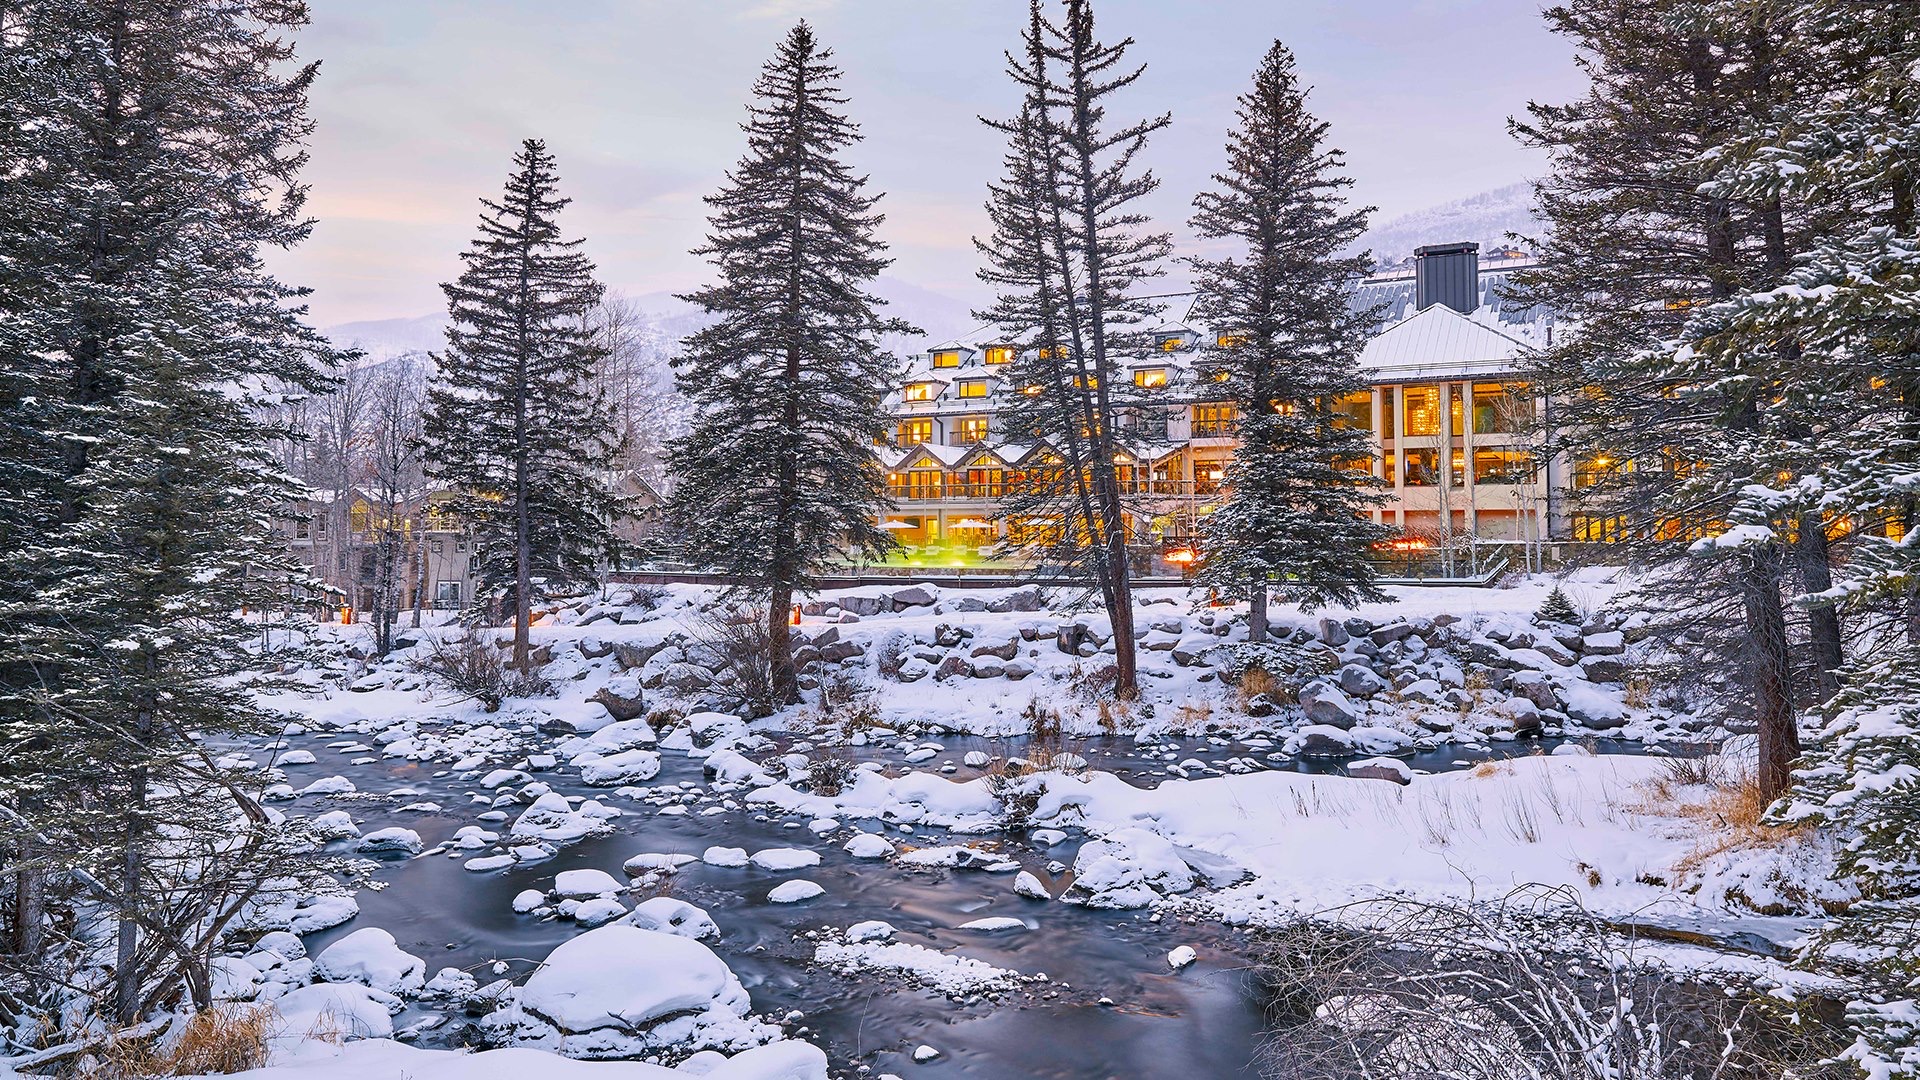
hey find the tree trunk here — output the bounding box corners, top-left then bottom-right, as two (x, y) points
(113, 760), (146, 1023)
(1743, 548), (1798, 800)
(768, 582), (796, 711)
(11, 834), (42, 960)
(1792, 515), (1843, 702)
(1248, 577), (1269, 643)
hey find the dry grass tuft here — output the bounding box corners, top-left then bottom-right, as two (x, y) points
(89, 1005), (273, 1078)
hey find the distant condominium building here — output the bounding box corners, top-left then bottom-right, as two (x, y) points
(873, 242), (1578, 575)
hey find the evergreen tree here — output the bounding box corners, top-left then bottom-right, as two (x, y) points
(422, 140), (627, 673)
(0, 0), (335, 1021)
(1707, 3), (1920, 1070)
(980, 0), (1171, 698)
(1187, 41), (1389, 639)
(1509, 0), (1822, 800)
(666, 23), (915, 708)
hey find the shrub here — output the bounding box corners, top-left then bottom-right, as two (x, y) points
(805, 749), (859, 796)
(411, 633), (553, 711)
(1223, 641), (1339, 704)
(1536, 584), (1579, 625)
(690, 607), (778, 717)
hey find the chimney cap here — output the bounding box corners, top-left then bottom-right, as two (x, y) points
(1413, 241), (1481, 258)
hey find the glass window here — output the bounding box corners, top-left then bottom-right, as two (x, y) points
(1404, 449), (1439, 486)
(1449, 385), (1465, 436)
(1449, 448), (1465, 487)
(931, 350), (962, 368)
(956, 379), (988, 399)
(956, 417), (990, 443)
(905, 469), (943, 498)
(1402, 385), (1439, 436)
(1332, 391), (1372, 431)
(896, 419), (932, 446)
(435, 580), (460, 603)
(1158, 335), (1188, 352)
(1473, 448), (1532, 484)
(1574, 454), (1620, 489)
(1473, 382), (1529, 434)
(902, 382), (935, 402)
(1193, 403), (1237, 437)
(1134, 368), (1167, 388)
(983, 345), (1014, 365)
(1216, 333), (1247, 349)
(1380, 386), (1396, 439)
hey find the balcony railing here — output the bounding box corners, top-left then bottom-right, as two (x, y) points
(1191, 420), (1238, 438)
(886, 479), (1221, 502)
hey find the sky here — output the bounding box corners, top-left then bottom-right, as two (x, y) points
(274, 0), (1586, 330)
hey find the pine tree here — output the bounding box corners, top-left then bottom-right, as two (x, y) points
(666, 22), (916, 708)
(1509, 0), (1822, 800)
(0, 0), (335, 1021)
(421, 140), (628, 673)
(979, 0), (1170, 698)
(1707, 3), (1920, 1070)
(1187, 41), (1390, 639)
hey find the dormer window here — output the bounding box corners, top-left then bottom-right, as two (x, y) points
(903, 382), (936, 402)
(1158, 334), (1189, 352)
(1133, 367), (1167, 388)
(931, 349), (962, 369)
(956, 378), (989, 399)
(983, 345), (1014, 365)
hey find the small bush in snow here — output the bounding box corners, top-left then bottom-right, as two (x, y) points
(1223, 642), (1338, 704)
(1536, 584), (1579, 625)
(411, 634), (553, 711)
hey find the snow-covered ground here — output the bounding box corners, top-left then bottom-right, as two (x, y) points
(190, 572), (1838, 1078)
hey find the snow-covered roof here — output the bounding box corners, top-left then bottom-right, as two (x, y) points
(1356, 303), (1535, 381)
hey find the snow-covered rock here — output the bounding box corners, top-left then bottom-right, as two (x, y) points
(767, 880), (825, 904)
(314, 928), (426, 996)
(551, 868), (624, 899)
(577, 748), (662, 786)
(1065, 828), (1196, 909)
(480, 925), (771, 1060)
(621, 897), (718, 941)
(749, 848), (821, 871)
(354, 827), (423, 856)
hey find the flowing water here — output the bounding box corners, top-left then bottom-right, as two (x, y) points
(274, 724), (1656, 1078)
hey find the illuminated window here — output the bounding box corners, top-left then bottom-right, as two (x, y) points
(1402, 386), (1440, 436)
(1021, 384), (1044, 396)
(1572, 513), (1628, 542)
(1195, 461), (1227, 494)
(1332, 391), (1372, 431)
(983, 345), (1014, 365)
(964, 466), (1004, 496)
(1036, 346), (1064, 361)
(1473, 382), (1529, 434)
(896, 419), (932, 446)
(904, 469), (943, 498)
(348, 503), (370, 532)
(1450, 384), (1465, 435)
(1159, 335), (1188, 352)
(1074, 375), (1099, 389)
(1473, 448), (1532, 484)
(1574, 454), (1620, 489)
(931, 349), (962, 369)
(1216, 333), (1248, 349)
(1404, 449), (1440, 486)
(956, 379), (988, 399)
(1380, 386), (1396, 438)
(902, 382), (936, 402)
(956, 416), (990, 444)
(1193, 403), (1237, 438)
(1134, 367), (1168, 388)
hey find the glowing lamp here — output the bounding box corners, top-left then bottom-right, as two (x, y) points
(1164, 548), (1196, 564)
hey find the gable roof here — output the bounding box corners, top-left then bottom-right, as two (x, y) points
(1356, 303), (1535, 381)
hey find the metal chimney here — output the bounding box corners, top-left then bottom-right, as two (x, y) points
(1414, 242), (1481, 314)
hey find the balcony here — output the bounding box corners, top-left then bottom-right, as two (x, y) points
(1191, 420), (1237, 438)
(886, 479), (1218, 502)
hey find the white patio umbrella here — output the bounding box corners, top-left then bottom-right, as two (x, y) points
(951, 518), (994, 529)
(877, 519), (917, 530)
